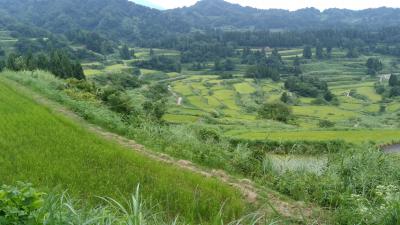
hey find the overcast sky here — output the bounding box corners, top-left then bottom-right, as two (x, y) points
(142, 0), (400, 11)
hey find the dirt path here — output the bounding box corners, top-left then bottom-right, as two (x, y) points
(1, 77), (326, 224)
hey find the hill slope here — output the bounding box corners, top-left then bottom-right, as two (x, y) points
(0, 74), (246, 223)
(0, 0), (189, 42)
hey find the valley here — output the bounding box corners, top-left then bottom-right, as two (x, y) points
(1, 0), (400, 224)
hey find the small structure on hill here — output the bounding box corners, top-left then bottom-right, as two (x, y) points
(379, 74), (391, 83)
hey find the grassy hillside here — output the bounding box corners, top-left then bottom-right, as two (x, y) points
(0, 78), (247, 223)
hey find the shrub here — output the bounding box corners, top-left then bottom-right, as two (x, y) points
(318, 120), (335, 128)
(197, 127), (221, 142)
(0, 182), (44, 225)
(258, 102), (292, 123)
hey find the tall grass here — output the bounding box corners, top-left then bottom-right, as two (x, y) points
(0, 75), (248, 224)
(263, 146), (400, 224)
(1, 70), (260, 175)
(0, 183), (265, 225)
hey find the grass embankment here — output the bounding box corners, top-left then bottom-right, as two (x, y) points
(0, 78), (247, 223)
(227, 129), (400, 144)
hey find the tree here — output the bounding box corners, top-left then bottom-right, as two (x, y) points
(6, 53), (19, 71)
(316, 44), (324, 59)
(245, 64), (280, 81)
(130, 48), (135, 58)
(214, 59), (223, 71)
(323, 90), (334, 102)
(366, 58), (383, 76)
(224, 59), (235, 71)
(389, 74), (399, 87)
(24, 52), (36, 71)
(132, 67), (141, 76)
(119, 44), (131, 60)
(390, 86), (400, 97)
(258, 102), (292, 123)
(318, 120), (335, 128)
(293, 56), (302, 76)
(347, 48), (360, 58)
(134, 55), (181, 72)
(0, 60), (5, 72)
(36, 53), (49, 70)
(143, 83), (170, 121)
(303, 45), (312, 59)
(49, 50), (85, 80)
(326, 46), (333, 58)
(0, 47), (5, 57)
(145, 83), (169, 101)
(280, 92), (290, 103)
(72, 61), (86, 80)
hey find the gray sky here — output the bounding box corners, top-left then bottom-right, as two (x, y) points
(141, 0), (400, 11)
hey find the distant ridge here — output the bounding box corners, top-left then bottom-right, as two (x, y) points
(168, 0), (400, 30)
(131, 0), (164, 10)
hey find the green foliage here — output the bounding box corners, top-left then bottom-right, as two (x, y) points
(303, 46), (312, 59)
(119, 44), (132, 60)
(389, 74), (399, 87)
(245, 64), (280, 81)
(264, 146), (400, 224)
(280, 92), (289, 103)
(66, 30), (114, 54)
(346, 47), (360, 58)
(0, 183), (264, 225)
(258, 102), (292, 123)
(390, 86), (400, 97)
(197, 127), (221, 142)
(94, 73), (142, 89)
(6, 51), (85, 80)
(374, 82), (386, 95)
(366, 58), (383, 75)
(214, 58), (235, 71)
(318, 120), (335, 128)
(0, 182), (44, 225)
(219, 73), (233, 79)
(284, 75), (329, 98)
(134, 56), (181, 72)
(0, 60), (5, 72)
(315, 44), (324, 59)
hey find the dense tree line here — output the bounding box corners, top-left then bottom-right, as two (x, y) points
(214, 58), (235, 72)
(14, 37), (69, 55)
(243, 48), (288, 81)
(66, 30), (114, 54)
(119, 45), (135, 60)
(5, 51), (85, 80)
(366, 58), (383, 76)
(284, 75), (334, 102)
(241, 48), (266, 65)
(133, 55), (181, 73)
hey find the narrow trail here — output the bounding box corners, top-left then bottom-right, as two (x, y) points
(2, 77), (326, 224)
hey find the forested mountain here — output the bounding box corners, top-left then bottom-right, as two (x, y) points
(0, 0), (189, 42)
(2, 0), (400, 43)
(169, 0), (400, 30)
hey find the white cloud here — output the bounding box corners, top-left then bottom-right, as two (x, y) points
(143, 0), (400, 10)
